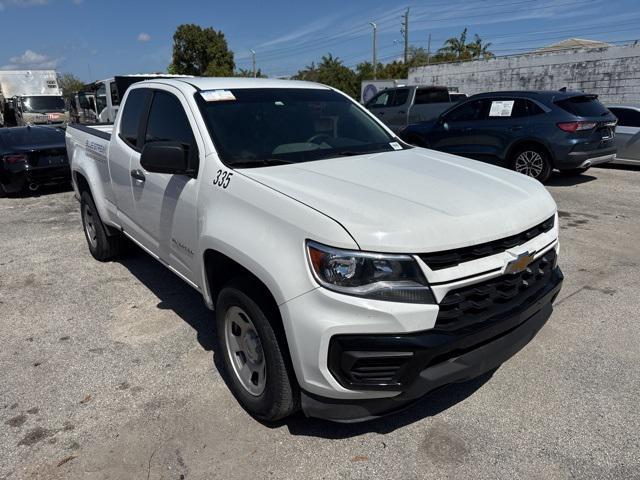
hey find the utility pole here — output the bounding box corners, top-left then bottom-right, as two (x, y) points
(250, 49), (256, 78)
(401, 8), (409, 64)
(369, 22), (377, 79)
(427, 33), (431, 65)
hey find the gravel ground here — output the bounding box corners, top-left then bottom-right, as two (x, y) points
(1, 167), (639, 480)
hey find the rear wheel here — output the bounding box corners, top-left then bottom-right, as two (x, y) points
(216, 278), (298, 421)
(80, 191), (122, 261)
(510, 146), (552, 183)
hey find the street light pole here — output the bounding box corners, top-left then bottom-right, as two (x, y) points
(250, 49), (256, 78)
(369, 22), (377, 80)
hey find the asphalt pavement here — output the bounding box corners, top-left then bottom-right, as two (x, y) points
(1, 166), (639, 480)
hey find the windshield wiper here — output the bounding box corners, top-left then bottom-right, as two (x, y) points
(229, 158), (297, 168)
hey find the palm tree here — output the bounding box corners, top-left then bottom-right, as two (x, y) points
(468, 34), (494, 59)
(438, 28), (469, 60)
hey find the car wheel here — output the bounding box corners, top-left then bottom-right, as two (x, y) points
(80, 191), (122, 261)
(510, 146), (552, 183)
(216, 278), (299, 421)
(0, 183), (6, 198)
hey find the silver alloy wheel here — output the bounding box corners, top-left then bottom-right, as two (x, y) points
(514, 150), (544, 178)
(82, 203), (98, 249)
(224, 305), (266, 396)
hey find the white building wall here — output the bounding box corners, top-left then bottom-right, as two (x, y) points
(409, 44), (640, 105)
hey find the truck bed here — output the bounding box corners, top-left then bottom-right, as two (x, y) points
(67, 123), (113, 140)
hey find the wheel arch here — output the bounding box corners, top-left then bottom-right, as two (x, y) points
(506, 139), (556, 167)
(203, 248), (298, 383)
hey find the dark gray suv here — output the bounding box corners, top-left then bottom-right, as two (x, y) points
(400, 91), (617, 182)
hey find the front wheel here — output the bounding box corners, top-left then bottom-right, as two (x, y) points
(510, 146), (552, 183)
(216, 278), (298, 421)
(80, 191), (122, 261)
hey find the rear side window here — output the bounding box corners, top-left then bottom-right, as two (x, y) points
(119, 88), (150, 148)
(415, 89), (449, 105)
(609, 107), (640, 127)
(392, 88), (409, 106)
(555, 95), (608, 117)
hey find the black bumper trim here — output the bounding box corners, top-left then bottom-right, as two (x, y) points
(302, 270), (562, 422)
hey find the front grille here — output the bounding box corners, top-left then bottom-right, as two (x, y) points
(436, 249), (557, 331)
(419, 216), (555, 270)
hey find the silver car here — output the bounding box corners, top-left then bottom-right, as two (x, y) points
(607, 105), (640, 165)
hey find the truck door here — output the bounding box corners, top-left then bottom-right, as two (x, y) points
(382, 87), (411, 132)
(127, 88), (201, 284)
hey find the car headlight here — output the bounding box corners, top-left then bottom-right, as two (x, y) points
(306, 241), (435, 304)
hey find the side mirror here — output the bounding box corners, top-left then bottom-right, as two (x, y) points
(140, 141), (191, 175)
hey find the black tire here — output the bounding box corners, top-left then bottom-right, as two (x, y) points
(80, 191), (122, 261)
(559, 166), (590, 175)
(0, 184), (6, 198)
(216, 278), (298, 421)
(509, 145), (552, 183)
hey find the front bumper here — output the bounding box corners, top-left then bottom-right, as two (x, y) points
(300, 267), (563, 422)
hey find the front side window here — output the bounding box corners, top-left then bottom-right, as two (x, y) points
(110, 82), (120, 106)
(445, 99), (488, 122)
(143, 90), (199, 172)
(392, 89), (409, 106)
(119, 88), (151, 148)
(367, 90), (393, 108)
(199, 88), (400, 168)
(144, 91), (196, 148)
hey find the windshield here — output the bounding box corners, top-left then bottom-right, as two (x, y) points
(198, 88), (402, 167)
(22, 96), (66, 113)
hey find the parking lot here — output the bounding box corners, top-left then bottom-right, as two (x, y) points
(0, 166), (638, 480)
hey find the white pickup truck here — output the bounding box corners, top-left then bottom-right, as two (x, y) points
(66, 77), (563, 422)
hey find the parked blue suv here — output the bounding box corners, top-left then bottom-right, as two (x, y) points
(399, 91), (617, 182)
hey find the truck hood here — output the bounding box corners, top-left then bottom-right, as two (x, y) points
(240, 148), (557, 253)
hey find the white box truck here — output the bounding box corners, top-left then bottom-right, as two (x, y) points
(0, 70), (69, 127)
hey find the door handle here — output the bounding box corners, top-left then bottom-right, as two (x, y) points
(377, 111), (385, 115)
(130, 169), (146, 182)
(398, 110), (406, 114)
(510, 126), (523, 131)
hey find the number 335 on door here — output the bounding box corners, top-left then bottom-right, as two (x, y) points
(214, 170), (233, 189)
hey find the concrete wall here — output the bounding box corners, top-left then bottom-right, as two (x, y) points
(408, 44), (640, 105)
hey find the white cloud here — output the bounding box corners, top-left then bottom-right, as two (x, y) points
(2, 49), (63, 70)
(137, 32), (151, 43)
(0, 0), (48, 8)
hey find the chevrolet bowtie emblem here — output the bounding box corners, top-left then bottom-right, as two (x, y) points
(505, 252), (534, 275)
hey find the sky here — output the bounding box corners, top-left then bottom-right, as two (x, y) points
(0, 0), (638, 81)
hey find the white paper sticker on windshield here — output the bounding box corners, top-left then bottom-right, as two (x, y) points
(200, 90), (236, 102)
(489, 100), (515, 117)
(389, 141), (403, 150)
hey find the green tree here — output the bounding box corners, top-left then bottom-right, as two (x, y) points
(235, 68), (267, 78)
(169, 24), (234, 76)
(438, 28), (470, 60)
(57, 72), (84, 96)
(294, 55), (358, 98)
(468, 34), (494, 59)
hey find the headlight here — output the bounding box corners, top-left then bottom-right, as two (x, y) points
(306, 241), (435, 304)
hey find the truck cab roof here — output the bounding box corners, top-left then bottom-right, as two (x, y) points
(135, 77), (331, 91)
